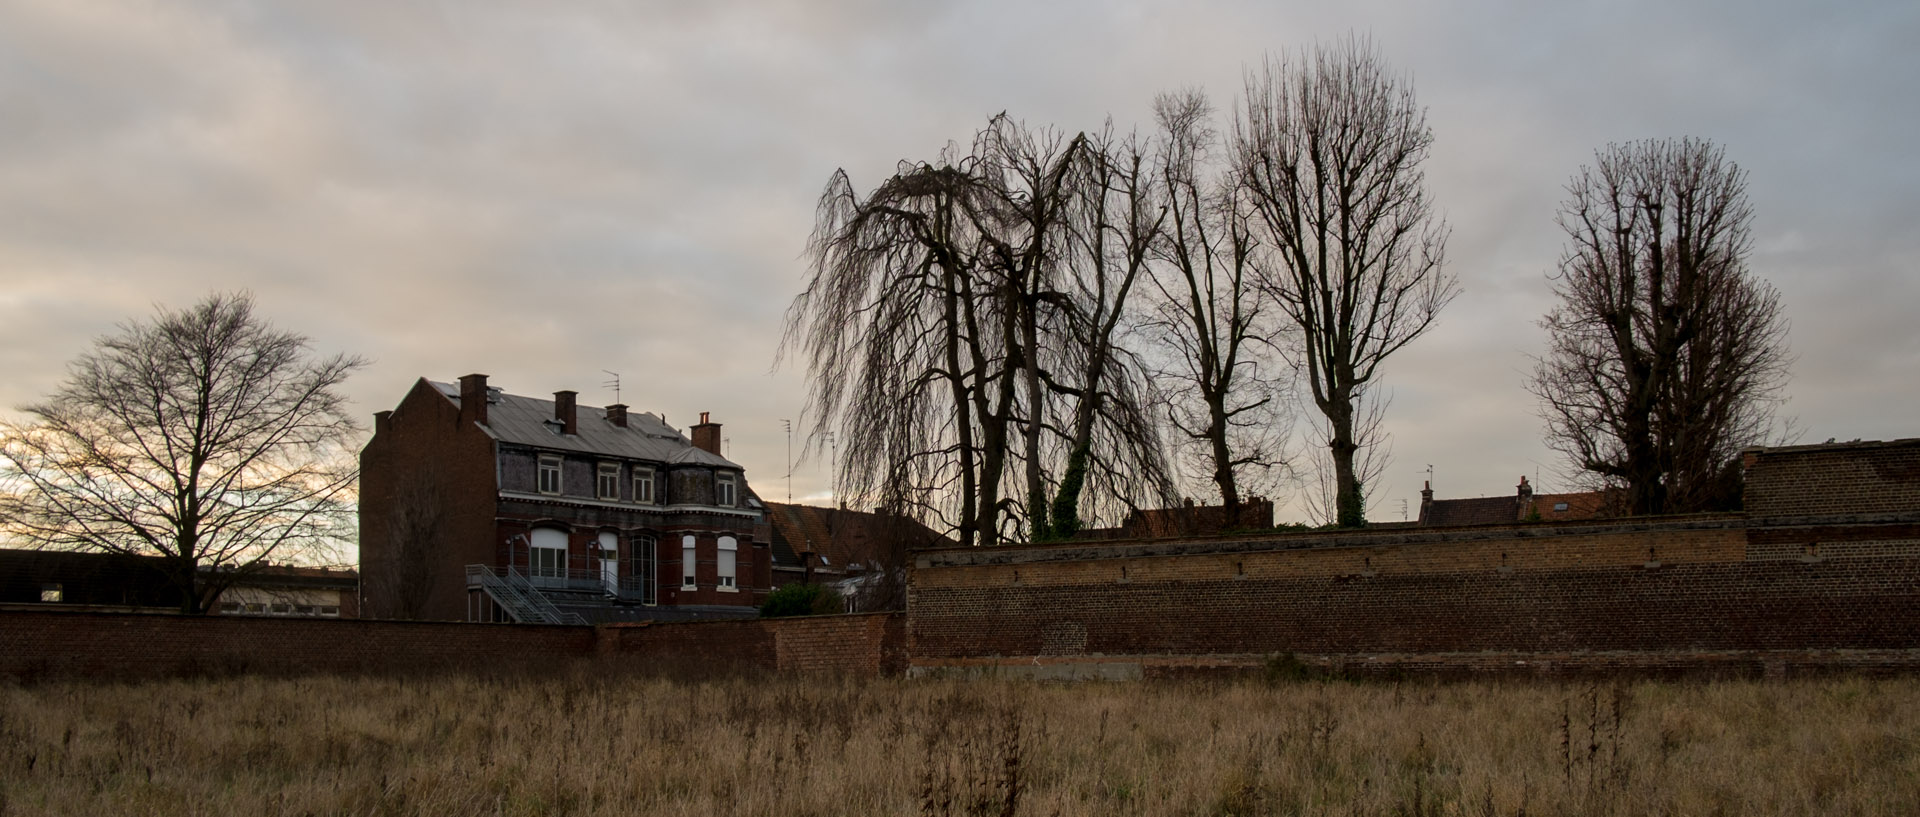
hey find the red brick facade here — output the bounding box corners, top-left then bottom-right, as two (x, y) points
(359, 375), (770, 622)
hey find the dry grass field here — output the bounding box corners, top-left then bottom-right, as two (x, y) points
(2, 669), (1917, 816)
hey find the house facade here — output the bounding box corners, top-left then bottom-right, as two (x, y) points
(358, 374), (770, 623)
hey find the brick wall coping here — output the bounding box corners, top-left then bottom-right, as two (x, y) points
(1743, 511), (1920, 526)
(595, 611), (900, 630)
(914, 513), (1750, 568)
(1744, 438), (1920, 456)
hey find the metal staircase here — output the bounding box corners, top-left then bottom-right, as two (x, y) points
(466, 565), (588, 625)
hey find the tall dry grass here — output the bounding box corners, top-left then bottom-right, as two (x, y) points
(1, 669), (1916, 816)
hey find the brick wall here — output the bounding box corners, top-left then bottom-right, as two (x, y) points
(908, 441), (1920, 679)
(0, 611), (905, 683)
(603, 612), (906, 676)
(1745, 438), (1920, 518)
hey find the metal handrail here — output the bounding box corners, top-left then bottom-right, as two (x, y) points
(465, 564), (587, 625)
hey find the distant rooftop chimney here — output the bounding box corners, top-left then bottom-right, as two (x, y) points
(692, 411), (722, 456)
(554, 390), (578, 435)
(1418, 480), (1434, 524)
(458, 373), (490, 427)
(606, 403), (629, 428)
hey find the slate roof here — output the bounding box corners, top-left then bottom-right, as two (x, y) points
(764, 502), (953, 570)
(1420, 496), (1520, 526)
(1419, 489), (1615, 526)
(429, 381), (740, 469)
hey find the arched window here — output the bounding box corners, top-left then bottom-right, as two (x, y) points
(597, 532), (619, 595)
(631, 533), (658, 605)
(530, 528), (568, 587)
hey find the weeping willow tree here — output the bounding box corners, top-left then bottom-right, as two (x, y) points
(780, 115), (1175, 546)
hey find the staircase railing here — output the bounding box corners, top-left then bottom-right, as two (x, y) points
(465, 565), (588, 625)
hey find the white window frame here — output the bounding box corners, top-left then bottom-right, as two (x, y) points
(538, 454), (563, 495)
(717, 536), (738, 590)
(530, 528), (569, 587)
(597, 462), (620, 500)
(716, 471), (736, 507)
(681, 534), (698, 589)
(633, 467), (655, 504)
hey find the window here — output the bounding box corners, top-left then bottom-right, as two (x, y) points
(531, 528), (569, 586)
(597, 531), (620, 594)
(597, 462), (620, 500)
(219, 601), (241, 613)
(716, 471), (736, 507)
(633, 467), (655, 504)
(320, 605), (340, 617)
(1554, 502), (1570, 512)
(40, 583), (62, 603)
(681, 534), (698, 589)
(717, 536), (738, 589)
(632, 533), (658, 605)
(538, 454), (563, 494)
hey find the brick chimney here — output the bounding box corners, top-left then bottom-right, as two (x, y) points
(373, 410), (392, 435)
(1516, 475), (1534, 520)
(1418, 480), (1434, 523)
(691, 411), (722, 456)
(553, 390), (578, 435)
(458, 373), (489, 427)
(605, 403), (629, 428)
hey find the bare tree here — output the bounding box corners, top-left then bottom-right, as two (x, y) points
(1141, 89), (1295, 509)
(1531, 138), (1790, 514)
(784, 115), (1174, 546)
(1234, 38), (1456, 527)
(0, 293), (364, 613)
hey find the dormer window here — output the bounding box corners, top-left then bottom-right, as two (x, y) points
(597, 462), (620, 500)
(538, 454), (563, 494)
(633, 467), (655, 504)
(715, 471), (736, 507)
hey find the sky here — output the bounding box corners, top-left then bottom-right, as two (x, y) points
(1, 0), (1915, 526)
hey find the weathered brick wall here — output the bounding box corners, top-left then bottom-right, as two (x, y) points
(909, 516), (1920, 677)
(0, 611), (906, 683)
(0, 612), (594, 682)
(1745, 439), (1920, 518)
(605, 612), (906, 676)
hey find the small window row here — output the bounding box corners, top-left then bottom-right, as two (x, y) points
(534, 454), (737, 508)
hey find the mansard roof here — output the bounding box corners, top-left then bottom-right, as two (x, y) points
(428, 380), (741, 469)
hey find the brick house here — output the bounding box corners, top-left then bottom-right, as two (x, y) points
(763, 502), (952, 610)
(1418, 476), (1616, 526)
(358, 374), (770, 623)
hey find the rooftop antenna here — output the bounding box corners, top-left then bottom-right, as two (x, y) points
(601, 370), (621, 405)
(821, 430), (837, 502)
(1426, 463), (1434, 488)
(781, 418), (793, 504)
(724, 436), (731, 459)
(1398, 498), (1408, 521)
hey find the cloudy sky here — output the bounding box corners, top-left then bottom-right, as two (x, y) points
(1, 0), (1914, 524)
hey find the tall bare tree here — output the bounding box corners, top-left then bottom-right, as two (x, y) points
(1531, 138), (1790, 514)
(1234, 39), (1456, 527)
(0, 293), (364, 613)
(1141, 89), (1295, 509)
(784, 115), (1173, 546)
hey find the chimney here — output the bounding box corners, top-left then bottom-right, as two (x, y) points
(1418, 480), (1434, 523)
(554, 390), (577, 435)
(606, 403), (629, 428)
(373, 410), (392, 435)
(691, 411), (722, 456)
(458, 373), (489, 427)
(1516, 475), (1534, 520)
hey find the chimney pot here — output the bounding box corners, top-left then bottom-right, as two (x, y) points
(554, 390), (578, 435)
(691, 412), (722, 456)
(606, 403), (629, 428)
(458, 373), (490, 427)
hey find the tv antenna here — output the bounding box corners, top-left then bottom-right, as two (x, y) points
(601, 370), (621, 405)
(781, 418), (793, 504)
